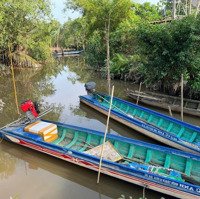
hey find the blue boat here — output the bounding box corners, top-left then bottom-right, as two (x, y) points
(79, 93), (200, 155)
(0, 119), (200, 199)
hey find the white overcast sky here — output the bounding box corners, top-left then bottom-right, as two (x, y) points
(51, 0), (160, 24)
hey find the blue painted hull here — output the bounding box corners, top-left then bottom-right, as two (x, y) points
(79, 94), (200, 155)
(0, 120), (200, 199)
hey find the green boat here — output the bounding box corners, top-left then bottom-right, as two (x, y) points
(1, 119), (200, 199)
(80, 92), (200, 155)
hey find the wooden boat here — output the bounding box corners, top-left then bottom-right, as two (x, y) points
(79, 93), (200, 155)
(126, 89), (200, 117)
(0, 119), (200, 199)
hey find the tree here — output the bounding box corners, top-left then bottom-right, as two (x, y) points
(137, 15), (200, 93)
(65, 0), (132, 93)
(0, 0), (53, 66)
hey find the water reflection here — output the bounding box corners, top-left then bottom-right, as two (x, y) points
(0, 56), (192, 199)
(0, 147), (16, 179)
(0, 142), (173, 199)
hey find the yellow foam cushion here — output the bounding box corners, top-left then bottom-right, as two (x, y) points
(24, 121), (58, 142)
(24, 121), (57, 136)
(44, 134), (58, 143)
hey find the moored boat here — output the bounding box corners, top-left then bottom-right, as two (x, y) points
(126, 89), (200, 117)
(79, 93), (200, 155)
(0, 119), (200, 199)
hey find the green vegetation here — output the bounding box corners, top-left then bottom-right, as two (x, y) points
(61, 0), (200, 96)
(0, 0), (199, 96)
(0, 0), (59, 67)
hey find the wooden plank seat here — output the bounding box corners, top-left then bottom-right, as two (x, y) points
(79, 134), (92, 152)
(145, 149), (152, 163)
(164, 154), (171, 169)
(64, 131), (79, 148)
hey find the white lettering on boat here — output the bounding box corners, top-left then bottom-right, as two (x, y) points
(144, 173), (198, 194)
(141, 124), (178, 141)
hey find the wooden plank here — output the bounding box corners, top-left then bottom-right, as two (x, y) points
(189, 132), (197, 143)
(127, 145), (135, 159)
(167, 123), (174, 132)
(164, 154), (171, 169)
(79, 134), (92, 152)
(184, 159), (192, 176)
(64, 131), (79, 148)
(147, 115), (153, 122)
(177, 127), (185, 138)
(139, 111), (144, 118)
(157, 118), (163, 127)
(132, 108), (137, 116)
(125, 106), (129, 113)
(145, 149), (152, 163)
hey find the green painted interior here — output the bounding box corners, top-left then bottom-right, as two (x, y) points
(95, 94), (200, 145)
(53, 126), (200, 185)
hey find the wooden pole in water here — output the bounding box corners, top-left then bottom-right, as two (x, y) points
(97, 85), (114, 184)
(8, 45), (20, 115)
(168, 106), (173, 117)
(181, 74), (184, 121)
(172, 0), (176, 19)
(106, 16), (111, 95)
(136, 82), (142, 105)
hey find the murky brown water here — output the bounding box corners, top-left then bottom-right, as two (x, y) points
(0, 57), (199, 199)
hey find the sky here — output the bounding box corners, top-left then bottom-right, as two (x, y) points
(50, 0), (160, 24)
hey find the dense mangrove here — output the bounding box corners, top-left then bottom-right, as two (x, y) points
(61, 0), (200, 98)
(0, 0), (200, 98)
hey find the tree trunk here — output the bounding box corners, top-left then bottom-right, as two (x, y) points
(106, 16), (111, 95)
(172, 0), (176, 19)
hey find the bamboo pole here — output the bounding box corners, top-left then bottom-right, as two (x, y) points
(9, 45), (20, 115)
(106, 16), (111, 95)
(136, 82), (142, 105)
(195, 0), (200, 18)
(189, 0), (192, 15)
(172, 0), (176, 19)
(97, 85), (114, 184)
(181, 74), (184, 121)
(168, 106), (173, 117)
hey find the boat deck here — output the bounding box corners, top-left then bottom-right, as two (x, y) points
(98, 95), (200, 147)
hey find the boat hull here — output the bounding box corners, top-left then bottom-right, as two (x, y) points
(80, 99), (196, 154)
(127, 91), (200, 117)
(80, 95), (200, 155)
(1, 131), (199, 199)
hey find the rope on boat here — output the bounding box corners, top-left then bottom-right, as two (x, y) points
(96, 93), (131, 118)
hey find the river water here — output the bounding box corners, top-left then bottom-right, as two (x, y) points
(0, 57), (199, 199)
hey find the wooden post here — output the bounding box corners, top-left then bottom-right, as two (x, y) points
(189, 0), (192, 15)
(97, 85), (114, 184)
(106, 16), (111, 95)
(168, 106), (173, 117)
(172, 0), (176, 19)
(136, 82), (142, 105)
(181, 74), (184, 121)
(195, 0), (200, 18)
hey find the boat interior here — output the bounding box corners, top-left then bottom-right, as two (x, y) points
(94, 94), (200, 146)
(50, 124), (200, 185)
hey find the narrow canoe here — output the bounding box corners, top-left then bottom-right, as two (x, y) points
(1, 120), (200, 199)
(127, 89), (200, 117)
(79, 93), (200, 155)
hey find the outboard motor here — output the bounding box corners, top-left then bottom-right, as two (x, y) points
(84, 82), (96, 95)
(21, 100), (40, 122)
